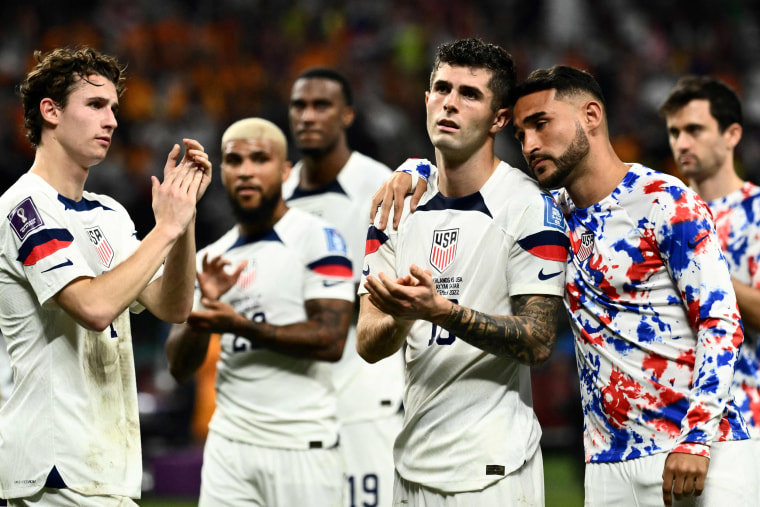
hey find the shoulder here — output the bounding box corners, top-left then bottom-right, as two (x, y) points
(341, 152), (392, 188)
(279, 208), (349, 256)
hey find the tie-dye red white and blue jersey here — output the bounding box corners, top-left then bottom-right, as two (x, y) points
(360, 161), (569, 492)
(553, 163), (749, 463)
(707, 181), (760, 438)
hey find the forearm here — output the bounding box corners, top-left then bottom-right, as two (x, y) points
(356, 295), (412, 363)
(234, 319), (348, 362)
(145, 219), (197, 322)
(54, 224), (181, 331)
(165, 322), (213, 383)
(434, 294), (564, 366)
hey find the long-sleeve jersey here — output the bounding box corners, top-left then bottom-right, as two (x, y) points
(554, 163), (749, 463)
(707, 181), (760, 438)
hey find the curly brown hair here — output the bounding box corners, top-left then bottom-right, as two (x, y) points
(18, 46), (126, 147)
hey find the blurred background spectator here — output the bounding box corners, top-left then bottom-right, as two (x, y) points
(1, 0), (758, 503)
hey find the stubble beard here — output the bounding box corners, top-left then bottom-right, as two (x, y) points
(539, 121), (590, 190)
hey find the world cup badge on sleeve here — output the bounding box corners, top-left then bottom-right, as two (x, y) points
(430, 228), (458, 273)
(86, 226), (114, 268)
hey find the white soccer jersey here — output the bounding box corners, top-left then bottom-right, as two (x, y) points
(200, 207), (354, 449)
(360, 162), (569, 492)
(0, 173), (151, 499)
(707, 181), (760, 438)
(283, 151), (404, 423)
(555, 164), (749, 463)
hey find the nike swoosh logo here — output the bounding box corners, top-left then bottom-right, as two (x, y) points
(362, 266), (370, 276)
(323, 280), (346, 287)
(538, 268), (561, 280)
(42, 258), (73, 273)
(688, 234), (708, 249)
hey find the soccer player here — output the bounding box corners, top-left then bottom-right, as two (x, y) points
(356, 39), (569, 505)
(375, 65), (758, 506)
(285, 67), (403, 506)
(659, 75), (760, 491)
(165, 118), (355, 506)
(0, 47), (211, 505)
(510, 66), (754, 507)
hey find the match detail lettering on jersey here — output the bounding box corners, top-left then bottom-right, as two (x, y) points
(542, 194), (566, 231)
(8, 197), (44, 241)
(17, 228), (74, 266)
(86, 226), (114, 268)
(430, 228), (459, 273)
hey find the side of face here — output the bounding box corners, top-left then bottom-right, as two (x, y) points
(512, 89), (585, 189)
(288, 77), (354, 154)
(664, 98), (734, 181)
(221, 137), (291, 210)
(425, 63), (508, 158)
(41, 74), (119, 168)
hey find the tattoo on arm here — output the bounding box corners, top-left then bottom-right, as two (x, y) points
(439, 294), (564, 365)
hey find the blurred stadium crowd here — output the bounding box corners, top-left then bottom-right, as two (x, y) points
(1, 0), (760, 496)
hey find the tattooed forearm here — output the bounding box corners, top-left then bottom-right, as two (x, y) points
(438, 294), (565, 365)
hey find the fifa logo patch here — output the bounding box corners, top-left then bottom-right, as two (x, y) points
(430, 228), (458, 273)
(86, 226), (114, 267)
(575, 231), (594, 262)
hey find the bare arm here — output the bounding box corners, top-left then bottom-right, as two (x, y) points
(356, 293), (414, 363)
(140, 139), (213, 322)
(55, 140), (211, 330)
(184, 297), (353, 362)
(363, 264), (563, 365)
(732, 278), (760, 330)
(438, 293), (564, 366)
(165, 321), (214, 383)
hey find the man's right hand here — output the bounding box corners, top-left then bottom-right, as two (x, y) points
(370, 159), (430, 230)
(152, 140), (210, 239)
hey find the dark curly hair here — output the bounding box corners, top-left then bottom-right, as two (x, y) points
(18, 47), (126, 147)
(429, 38), (517, 111)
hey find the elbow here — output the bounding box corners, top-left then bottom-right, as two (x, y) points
(322, 337), (347, 363)
(529, 347), (553, 367)
(167, 362), (192, 383)
(166, 300), (194, 324)
(356, 338), (382, 364)
(78, 310), (117, 333)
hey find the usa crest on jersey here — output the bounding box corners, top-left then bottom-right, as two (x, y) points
(575, 231), (594, 262)
(430, 228), (458, 272)
(86, 226), (114, 267)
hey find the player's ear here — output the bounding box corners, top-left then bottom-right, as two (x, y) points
(724, 122), (742, 150)
(491, 107), (510, 133)
(280, 160), (293, 183)
(583, 100), (603, 132)
(40, 98), (60, 126)
(342, 105), (355, 129)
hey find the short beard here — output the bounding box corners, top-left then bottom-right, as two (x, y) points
(228, 187), (282, 228)
(540, 121), (590, 190)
